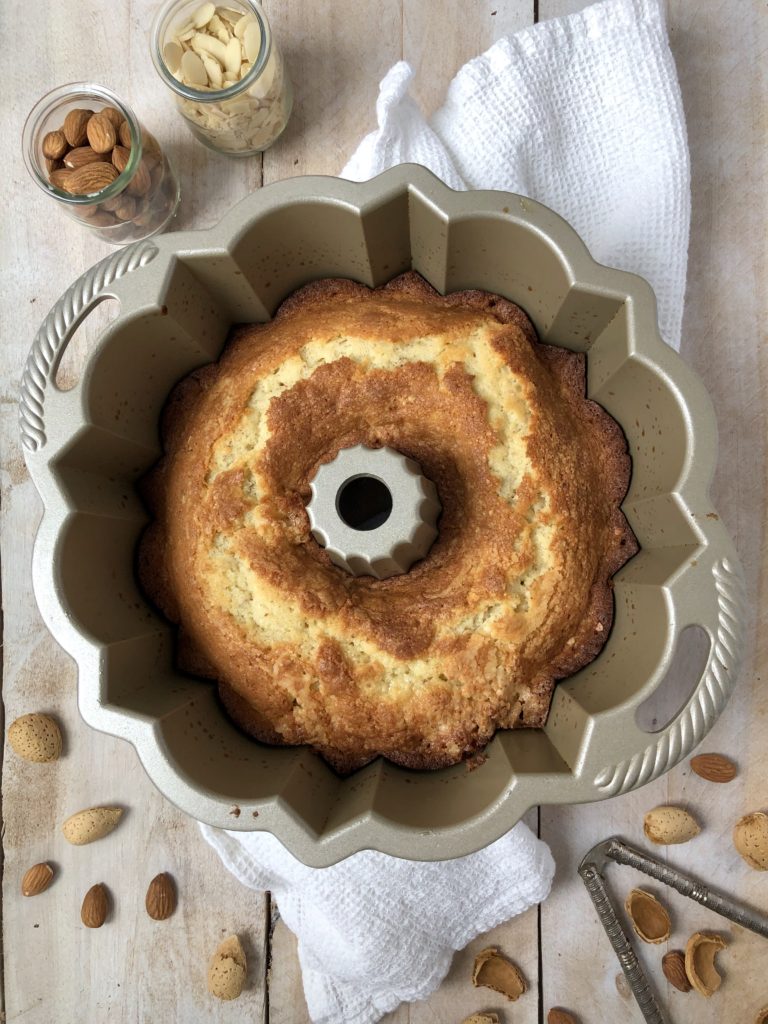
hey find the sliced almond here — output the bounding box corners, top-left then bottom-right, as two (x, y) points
(625, 888), (671, 944)
(191, 30), (228, 65)
(684, 932), (727, 997)
(181, 49), (209, 87)
(643, 806), (701, 845)
(472, 947), (526, 1001)
(234, 12), (255, 39)
(223, 36), (242, 76)
(163, 40), (184, 73)
(192, 2), (216, 27)
(201, 52), (224, 89)
(243, 20), (261, 63)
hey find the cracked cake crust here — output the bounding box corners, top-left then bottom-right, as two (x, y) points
(138, 272), (638, 774)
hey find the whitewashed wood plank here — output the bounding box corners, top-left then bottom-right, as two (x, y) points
(262, 0), (402, 183)
(538, 1), (768, 1022)
(1, 0), (268, 1020)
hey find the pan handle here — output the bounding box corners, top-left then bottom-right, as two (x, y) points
(593, 540), (746, 797)
(19, 239), (158, 456)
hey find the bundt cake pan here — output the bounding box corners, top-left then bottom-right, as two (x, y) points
(20, 165), (745, 866)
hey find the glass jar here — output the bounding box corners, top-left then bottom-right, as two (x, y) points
(23, 83), (180, 245)
(151, 0), (292, 156)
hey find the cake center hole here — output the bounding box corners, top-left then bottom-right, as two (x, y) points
(337, 475), (393, 531)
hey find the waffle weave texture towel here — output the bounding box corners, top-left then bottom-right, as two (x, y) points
(343, 0), (690, 350)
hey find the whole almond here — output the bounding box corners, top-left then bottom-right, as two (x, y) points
(81, 883), (109, 928)
(42, 130), (68, 160)
(64, 145), (108, 170)
(64, 162), (119, 196)
(548, 1011), (577, 1024)
(62, 806), (123, 845)
(119, 119), (132, 148)
(690, 753), (737, 783)
(111, 145), (130, 174)
(100, 105), (123, 129)
(86, 112), (117, 154)
(662, 950), (692, 993)
(8, 713), (62, 763)
(22, 862), (54, 897)
(49, 167), (75, 190)
(643, 806), (701, 845)
(146, 872), (176, 920)
(45, 156), (62, 174)
(127, 160), (152, 197)
(63, 108), (93, 147)
(733, 811), (768, 870)
(208, 935), (247, 1000)
(462, 1016), (500, 1024)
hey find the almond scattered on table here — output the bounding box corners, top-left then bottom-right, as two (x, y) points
(146, 872), (176, 920)
(8, 713), (62, 763)
(662, 950), (692, 993)
(208, 934), (247, 1000)
(62, 806), (123, 845)
(547, 1010), (578, 1024)
(625, 888), (671, 944)
(81, 883), (109, 928)
(690, 753), (737, 783)
(460, 1015), (499, 1024)
(684, 932), (727, 997)
(21, 862), (54, 897)
(472, 947), (526, 1001)
(643, 805), (701, 845)
(733, 811), (768, 870)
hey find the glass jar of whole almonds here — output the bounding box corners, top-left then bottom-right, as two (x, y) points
(151, 0), (292, 156)
(23, 83), (180, 244)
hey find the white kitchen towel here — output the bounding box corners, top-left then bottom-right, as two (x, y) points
(201, 1), (690, 1022)
(343, 0), (690, 350)
(202, 821), (554, 1024)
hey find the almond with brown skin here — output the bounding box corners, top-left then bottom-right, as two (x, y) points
(63, 108), (93, 147)
(146, 872), (176, 920)
(662, 950), (692, 993)
(113, 196), (137, 222)
(64, 145), (108, 169)
(127, 160), (152, 197)
(42, 130), (68, 160)
(111, 145), (130, 174)
(119, 119), (132, 148)
(64, 162), (119, 196)
(548, 1010), (578, 1024)
(81, 883), (109, 928)
(690, 753), (737, 783)
(100, 105), (123, 129)
(49, 167), (75, 190)
(22, 862), (54, 897)
(86, 112), (117, 154)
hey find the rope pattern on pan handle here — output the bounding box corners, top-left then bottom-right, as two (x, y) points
(19, 239), (159, 454)
(594, 556), (746, 795)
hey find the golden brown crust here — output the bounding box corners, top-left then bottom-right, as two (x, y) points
(138, 272), (637, 774)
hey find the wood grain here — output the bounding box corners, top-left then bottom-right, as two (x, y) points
(2, 0), (766, 1022)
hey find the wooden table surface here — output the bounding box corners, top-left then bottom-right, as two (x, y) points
(2, 1), (766, 1021)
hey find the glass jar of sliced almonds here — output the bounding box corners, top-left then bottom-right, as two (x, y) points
(151, 1), (292, 156)
(23, 83), (180, 244)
